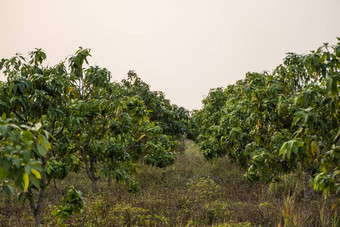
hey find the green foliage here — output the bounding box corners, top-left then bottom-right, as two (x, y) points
(0, 47), (186, 224)
(0, 116), (49, 194)
(122, 70), (190, 139)
(193, 39), (340, 196)
(186, 177), (220, 201)
(106, 202), (169, 226)
(53, 186), (84, 226)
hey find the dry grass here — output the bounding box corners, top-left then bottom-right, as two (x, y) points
(0, 140), (339, 226)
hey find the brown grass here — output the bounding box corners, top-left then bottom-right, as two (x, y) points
(0, 140), (338, 226)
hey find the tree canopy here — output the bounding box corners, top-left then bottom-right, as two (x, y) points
(0, 48), (189, 226)
(192, 39), (340, 201)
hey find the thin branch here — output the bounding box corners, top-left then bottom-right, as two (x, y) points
(54, 125), (65, 139)
(54, 178), (63, 196)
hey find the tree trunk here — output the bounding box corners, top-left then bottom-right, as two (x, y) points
(29, 187), (46, 227)
(303, 170), (313, 210)
(87, 165), (99, 194)
(33, 208), (41, 227)
(92, 177), (99, 194)
(29, 157), (48, 226)
(82, 149), (100, 194)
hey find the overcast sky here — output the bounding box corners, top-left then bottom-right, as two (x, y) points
(1, 0), (339, 110)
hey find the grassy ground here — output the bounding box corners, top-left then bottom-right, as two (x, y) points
(0, 140), (339, 226)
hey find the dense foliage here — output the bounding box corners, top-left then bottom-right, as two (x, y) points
(121, 70), (190, 139)
(0, 48), (188, 225)
(192, 39), (340, 203)
(1, 38), (339, 225)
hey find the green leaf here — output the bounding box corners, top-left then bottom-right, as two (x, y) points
(23, 150), (31, 161)
(12, 158), (20, 168)
(287, 142), (292, 160)
(326, 76), (333, 95)
(3, 159), (10, 172)
(7, 185), (16, 195)
(36, 144), (47, 156)
(23, 172), (29, 191)
(295, 140), (304, 147)
(336, 45), (340, 57)
(0, 125), (8, 135)
(22, 131), (34, 141)
(52, 209), (60, 216)
(8, 131), (19, 143)
(30, 175), (41, 189)
(25, 165), (31, 175)
(0, 167), (8, 182)
(31, 168), (41, 179)
(279, 142), (288, 157)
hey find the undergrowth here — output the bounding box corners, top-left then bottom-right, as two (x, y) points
(0, 140), (338, 226)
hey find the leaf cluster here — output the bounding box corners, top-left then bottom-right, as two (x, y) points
(192, 39), (340, 195)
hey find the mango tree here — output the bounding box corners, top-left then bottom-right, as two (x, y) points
(64, 49), (176, 193)
(193, 39), (340, 208)
(122, 71), (190, 139)
(0, 49), (81, 226)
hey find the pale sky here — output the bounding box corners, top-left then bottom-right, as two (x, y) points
(1, 0), (339, 110)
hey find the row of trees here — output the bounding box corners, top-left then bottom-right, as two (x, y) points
(1, 39), (338, 225)
(0, 48), (189, 226)
(191, 39), (340, 207)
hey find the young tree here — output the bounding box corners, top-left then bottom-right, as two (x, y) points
(193, 39), (340, 208)
(0, 49), (79, 226)
(60, 48), (176, 193)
